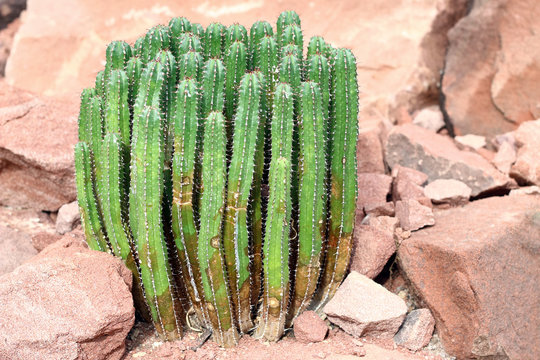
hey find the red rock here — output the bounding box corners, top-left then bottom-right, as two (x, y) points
(423, 179), (471, 206)
(412, 106), (444, 132)
(397, 195), (540, 359)
(357, 174), (392, 217)
(391, 166), (428, 202)
(442, 0), (540, 136)
(364, 202), (394, 217)
(395, 199), (434, 231)
(0, 16), (21, 76)
(393, 309), (435, 352)
(357, 122), (385, 174)
(492, 141), (516, 174)
(31, 231), (62, 252)
(351, 216), (398, 279)
(510, 119), (540, 186)
(0, 236), (135, 360)
(385, 124), (514, 197)
(323, 271), (407, 339)
(56, 201), (81, 234)
(0, 225), (37, 275)
(0, 82), (78, 211)
(293, 311), (328, 343)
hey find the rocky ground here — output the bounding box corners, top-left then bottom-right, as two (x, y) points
(0, 1), (539, 359)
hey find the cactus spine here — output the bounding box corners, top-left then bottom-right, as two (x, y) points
(76, 11), (359, 347)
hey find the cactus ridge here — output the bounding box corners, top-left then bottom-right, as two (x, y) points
(76, 10), (359, 347)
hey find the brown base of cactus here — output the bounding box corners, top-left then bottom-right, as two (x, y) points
(252, 311), (287, 342)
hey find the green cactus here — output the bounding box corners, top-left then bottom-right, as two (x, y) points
(289, 81), (327, 322)
(254, 83), (294, 341)
(222, 72), (262, 333)
(129, 106), (184, 340)
(312, 48), (359, 311)
(198, 111), (240, 347)
(76, 11), (359, 347)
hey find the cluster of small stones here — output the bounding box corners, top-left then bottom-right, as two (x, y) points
(75, 10), (359, 348)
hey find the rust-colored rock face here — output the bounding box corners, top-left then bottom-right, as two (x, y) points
(0, 236), (135, 360)
(398, 195), (540, 359)
(0, 81), (78, 211)
(442, 0), (540, 136)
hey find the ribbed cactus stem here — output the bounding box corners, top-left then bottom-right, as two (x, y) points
(276, 10), (301, 44)
(255, 157), (291, 341)
(125, 56), (143, 111)
(169, 17), (192, 53)
(104, 69), (131, 146)
(171, 78), (209, 327)
(222, 72), (262, 333)
(178, 51), (203, 82)
(75, 142), (109, 252)
(224, 41), (247, 140)
(191, 23), (205, 39)
(280, 24), (303, 52)
(289, 81), (327, 321)
(254, 83), (294, 341)
(105, 40), (132, 73)
(177, 32), (203, 58)
(141, 25), (171, 64)
(88, 95), (103, 157)
(129, 106), (183, 340)
(78, 88), (97, 144)
(198, 111), (240, 347)
(204, 23), (225, 60)
(312, 48), (359, 311)
(95, 70), (105, 97)
(201, 58), (226, 117)
(225, 23), (248, 50)
(306, 54), (330, 126)
(307, 36), (328, 58)
(248, 21), (273, 69)
(132, 60), (165, 126)
(95, 134), (132, 259)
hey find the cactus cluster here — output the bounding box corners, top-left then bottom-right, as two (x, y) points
(75, 10), (358, 347)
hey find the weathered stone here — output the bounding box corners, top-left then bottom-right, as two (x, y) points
(357, 174), (393, 217)
(385, 124), (514, 197)
(392, 165), (428, 203)
(324, 271), (407, 339)
(454, 134), (486, 150)
(0, 225), (37, 275)
(423, 179), (471, 206)
(56, 201), (80, 234)
(510, 186), (540, 196)
(293, 311), (328, 343)
(442, 0), (540, 136)
(31, 231), (62, 252)
(364, 202), (395, 217)
(510, 119), (540, 186)
(398, 195), (540, 359)
(395, 199), (435, 231)
(0, 82), (78, 211)
(394, 309), (435, 352)
(412, 106), (445, 132)
(492, 141), (516, 174)
(357, 120), (386, 174)
(0, 236), (134, 360)
(351, 216), (398, 279)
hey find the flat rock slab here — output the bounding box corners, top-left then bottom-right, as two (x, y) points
(385, 124), (514, 197)
(324, 271), (407, 339)
(398, 194), (540, 359)
(0, 236), (135, 360)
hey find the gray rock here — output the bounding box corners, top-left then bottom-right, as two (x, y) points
(394, 309), (435, 352)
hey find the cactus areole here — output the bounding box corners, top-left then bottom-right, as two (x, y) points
(75, 10), (359, 348)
